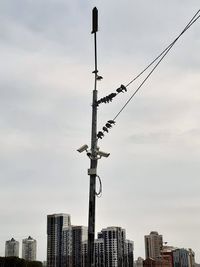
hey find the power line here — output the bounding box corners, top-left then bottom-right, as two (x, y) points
(125, 9), (200, 88)
(112, 9), (200, 121)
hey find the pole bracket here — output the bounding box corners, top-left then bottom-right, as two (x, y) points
(88, 168), (97, 175)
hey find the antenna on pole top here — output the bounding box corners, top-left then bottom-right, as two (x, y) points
(92, 7), (98, 34)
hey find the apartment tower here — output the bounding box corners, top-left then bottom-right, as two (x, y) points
(99, 226), (127, 267)
(22, 236), (37, 261)
(5, 238), (19, 257)
(144, 231), (163, 259)
(62, 225), (88, 267)
(47, 213), (71, 267)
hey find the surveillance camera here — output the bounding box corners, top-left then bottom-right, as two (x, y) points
(77, 144), (88, 153)
(97, 150), (110, 158)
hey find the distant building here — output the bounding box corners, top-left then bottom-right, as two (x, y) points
(62, 226), (72, 267)
(47, 213), (71, 267)
(71, 226), (87, 267)
(94, 238), (105, 267)
(22, 236), (37, 261)
(144, 231), (163, 259)
(82, 238), (105, 267)
(173, 248), (189, 267)
(98, 226), (134, 267)
(125, 240), (134, 267)
(188, 249), (195, 267)
(62, 225), (88, 267)
(99, 226), (126, 267)
(82, 240), (87, 267)
(161, 246), (196, 267)
(82, 226), (133, 267)
(5, 238), (19, 257)
(134, 257), (144, 267)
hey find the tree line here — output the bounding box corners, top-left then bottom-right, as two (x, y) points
(0, 257), (43, 267)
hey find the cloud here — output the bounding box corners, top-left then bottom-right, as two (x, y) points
(0, 0), (200, 262)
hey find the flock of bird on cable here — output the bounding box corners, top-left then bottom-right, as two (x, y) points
(92, 8), (200, 142)
(92, 7), (200, 142)
(91, 7), (128, 140)
(96, 84), (127, 140)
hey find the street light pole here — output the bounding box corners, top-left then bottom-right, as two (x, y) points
(77, 7), (109, 267)
(87, 7), (99, 267)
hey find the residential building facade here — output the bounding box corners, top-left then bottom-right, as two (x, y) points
(47, 213), (71, 267)
(5, 238), (19, 257)
(144, 231), (163, 259)
(22, 236), (37, 261)
(98, 226), (133, 267)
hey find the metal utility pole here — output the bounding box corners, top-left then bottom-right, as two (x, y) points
(77, 7), (109, 267)
(88, 7), (99, 267)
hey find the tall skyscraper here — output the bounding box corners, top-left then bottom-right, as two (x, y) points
(94, 238), (105, 267)
(71, 226), (87, 267)
(99, 226), (132, 267)
(125, 240), (134, 267)
(62, 225), (88, 267)
(144, 231), (163, 260)
(5, 238), (19, 257)
(47, 213), (71, 267)
(82, 226), (133, 267)
(22, 236), (37, 261)
(62, 226), (72, 267)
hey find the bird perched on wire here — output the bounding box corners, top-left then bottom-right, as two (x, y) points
(96, 75), (103, 81)
(102, 126), (108, 133)
(97, 131), (104, 139)
(105, 123), (112, 129)
(116, 84), (127, 93)
(108, 120), (115, 124)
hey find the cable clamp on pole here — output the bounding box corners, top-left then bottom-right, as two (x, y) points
(88, 168), (97, 175)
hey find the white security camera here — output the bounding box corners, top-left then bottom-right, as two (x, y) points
(77, 144), (89, 153)
(97, 150), (110, 158)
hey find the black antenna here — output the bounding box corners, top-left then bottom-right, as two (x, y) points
(92, 7), (98, 34)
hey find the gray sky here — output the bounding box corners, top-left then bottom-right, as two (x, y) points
(0, 0), (200, 262)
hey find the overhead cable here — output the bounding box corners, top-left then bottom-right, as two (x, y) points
(112, 9), (200, 121)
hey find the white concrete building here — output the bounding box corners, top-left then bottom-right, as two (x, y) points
(22, 236), (37, 261)
(5, 238), (19, 257)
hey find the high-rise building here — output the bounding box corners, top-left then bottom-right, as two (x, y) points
(22, 236), (37, 261)
(62, 226), (72, 267)
(82, 226), (133, 267)
(5, 238), (19, 257)
(71, 226), (87, 267)
(82, 238), (105, 267)
(47, 213), (71, 267)
(144, 231), (163, 259)
(94, 238), (105, 267)
(125, 240), (134, 267)
(99, 226), (133, 267)
(62, 225), (88, 267)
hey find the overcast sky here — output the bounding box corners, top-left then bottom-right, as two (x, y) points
(0, 0), (200, 263)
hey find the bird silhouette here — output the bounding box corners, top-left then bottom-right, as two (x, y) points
(105, 123), (112, 129)
(108, 120), (115, 124)
(103, 126), (108, 133)
(96, 75), (103, 80)
(97, 131), (104, 139)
